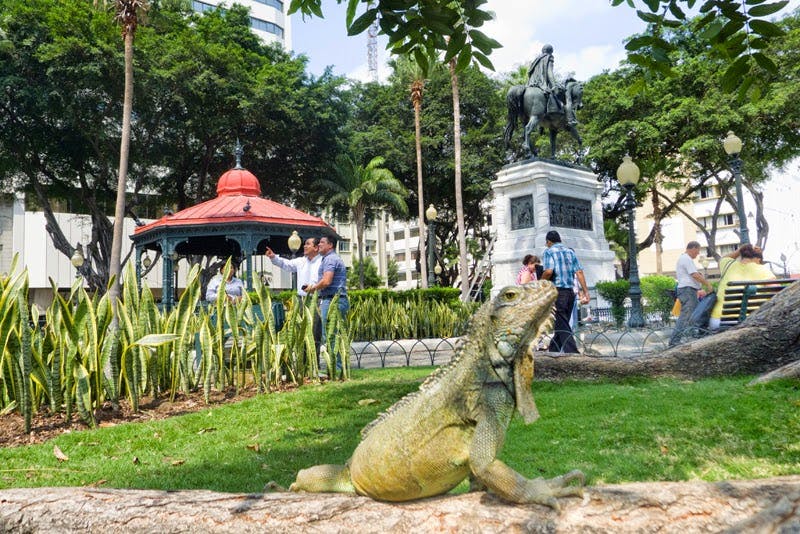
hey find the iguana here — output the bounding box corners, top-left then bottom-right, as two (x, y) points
(289, 281), (585, 509)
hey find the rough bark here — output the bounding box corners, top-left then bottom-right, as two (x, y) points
(535, 280), (800, 381)
(2, 477), (799, 533)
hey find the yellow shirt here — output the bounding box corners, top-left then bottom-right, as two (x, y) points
(710, 257), (776, 318)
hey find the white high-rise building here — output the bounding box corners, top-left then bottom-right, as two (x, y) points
(190, 0), (291, 48)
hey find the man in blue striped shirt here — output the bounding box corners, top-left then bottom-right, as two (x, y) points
(541, 231), (589, 353)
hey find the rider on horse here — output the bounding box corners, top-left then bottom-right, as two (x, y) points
(526, 44), (576, 126)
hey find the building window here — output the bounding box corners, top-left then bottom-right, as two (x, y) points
(698, 185), (719, 199)
(722, 213), (735, 226)
(393, 230), (405, 241)
(192, 0), (216, 13)
(365, 239), (377, 253)
(253, 0), (283, 9)
(338, 239), (351, 253)
(409, 227), (419, 238)
(394, 252), (406, 262)
(250, 17), (284, 37)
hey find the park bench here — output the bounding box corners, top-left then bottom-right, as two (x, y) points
(718, 278), (796, 329)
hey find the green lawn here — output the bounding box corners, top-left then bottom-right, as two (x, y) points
(1, 368), (798, 493)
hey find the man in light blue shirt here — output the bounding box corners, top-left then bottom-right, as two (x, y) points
(541, 230), (589, 353)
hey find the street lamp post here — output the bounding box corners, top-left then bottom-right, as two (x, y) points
(722, 131), (750, 245)
(70, 242), (85, 279)
(617, 155), (645, 328)
(288, 230), (301, 290)
(425, 204), (437, 287)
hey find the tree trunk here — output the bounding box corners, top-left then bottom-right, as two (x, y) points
(2, 477), (798, 533)
(535, 280), (800, 381)
(449, 60), (469, 302)
(413, 84), (427, 289)
(109, 28), (135, 319)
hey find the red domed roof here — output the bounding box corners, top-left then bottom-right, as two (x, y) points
(216, 167), (261, 196)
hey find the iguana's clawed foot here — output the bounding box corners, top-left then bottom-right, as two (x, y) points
(264, 481), (287, 492)
(547, 469), (585, 493)
(527, 470), (585, 511)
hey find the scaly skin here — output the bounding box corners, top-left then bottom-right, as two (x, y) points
(290, 282), (585, 509)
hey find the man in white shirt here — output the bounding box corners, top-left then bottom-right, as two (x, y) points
(266, 237), (322, 296)
(669, 241), (713, 346)
(266, 237), (323, 365)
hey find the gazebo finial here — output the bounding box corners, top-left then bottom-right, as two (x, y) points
(234, 138), (244, 169)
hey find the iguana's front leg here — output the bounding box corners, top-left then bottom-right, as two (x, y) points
(468, 389), (584, 509)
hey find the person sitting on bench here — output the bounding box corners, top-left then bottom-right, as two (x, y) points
(708, 244), (775, 331)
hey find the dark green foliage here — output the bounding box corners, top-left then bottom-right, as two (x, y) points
(584, 12), (800, 255)
(0, 0), (347, 291)
(641, 274), (678, 321)
(595, 280), (631, 327)
(346, 257), (383, 289)
(348, 287), (462, 306)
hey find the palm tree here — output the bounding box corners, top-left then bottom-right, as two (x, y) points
(317, 155), (408, 289)
(448, 58), (470, 301)
(395, 58), (429, 288)
(108, 0), (148, 318)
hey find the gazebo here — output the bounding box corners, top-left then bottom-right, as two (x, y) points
(132, 152), (337, 309)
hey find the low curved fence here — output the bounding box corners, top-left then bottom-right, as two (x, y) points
(346, 322), (705, 369)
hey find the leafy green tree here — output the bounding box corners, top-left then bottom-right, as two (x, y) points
(316, 155), (408, 289)
(615, 0), (795, 99)
(344, 64), (505, 289)
(595, 280), (631, 327)
(347, 257), (383, 289)
(582, 13), (800, 259)
(386, 258), (400, 288)
(0, 0), (346, 291)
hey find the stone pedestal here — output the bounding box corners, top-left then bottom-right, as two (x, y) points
(490, 159), (616, 296)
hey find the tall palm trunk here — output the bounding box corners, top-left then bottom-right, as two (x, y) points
(412, 78), (427, 289)
(109, 19), (135, 319)
(355, 205), (366, 289)
(449, 60), (469, 301)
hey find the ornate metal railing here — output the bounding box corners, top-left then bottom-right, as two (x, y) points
(346, 321), (709, 369)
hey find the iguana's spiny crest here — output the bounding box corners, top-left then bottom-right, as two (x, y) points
(287, 281), (585, 507)
(361, 281), (557, 437)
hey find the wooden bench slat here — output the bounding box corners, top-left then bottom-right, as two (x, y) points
(714, 278), (796, 329)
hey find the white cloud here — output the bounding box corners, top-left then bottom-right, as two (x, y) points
(481, 0), (634, 79)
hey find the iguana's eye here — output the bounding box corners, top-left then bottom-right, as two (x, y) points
(503, 289), (518, 301)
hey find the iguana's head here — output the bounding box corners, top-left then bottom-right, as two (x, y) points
(489, 281), (557, 424)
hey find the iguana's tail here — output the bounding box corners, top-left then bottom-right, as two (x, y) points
(290, 464), (356, 494)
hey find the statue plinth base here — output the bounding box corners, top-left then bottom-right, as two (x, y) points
(489, 159), (616, 296)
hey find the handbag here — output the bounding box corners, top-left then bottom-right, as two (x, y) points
(671, 298), (681, 317)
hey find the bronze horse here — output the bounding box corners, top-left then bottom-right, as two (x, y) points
(504, 79), (583, 160)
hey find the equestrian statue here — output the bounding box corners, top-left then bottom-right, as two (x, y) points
(504, 44), (584, 162)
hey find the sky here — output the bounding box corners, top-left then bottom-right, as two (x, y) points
(291, 0), (645, 82)
(290, 1), (800, 272)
